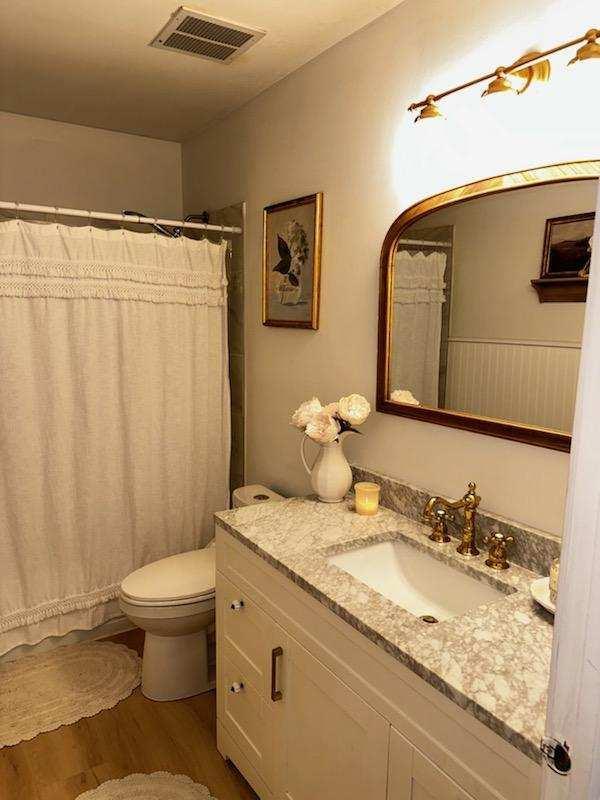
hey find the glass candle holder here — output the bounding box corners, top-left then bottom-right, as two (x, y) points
(354, 482), (380, 516)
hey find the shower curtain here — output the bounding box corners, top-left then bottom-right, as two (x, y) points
(391, 250), (446, 407)
(0, 220), (230, 655)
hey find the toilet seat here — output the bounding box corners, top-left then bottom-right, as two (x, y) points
(120, 548), (215, 607)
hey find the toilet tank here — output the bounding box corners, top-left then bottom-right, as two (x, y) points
(232, 484), (283, 508)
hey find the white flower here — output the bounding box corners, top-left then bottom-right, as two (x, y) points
(337, 394), (371, 426)
(323, 402), (339, 415)
(305, 411), (340, 444)
(291, 397), (322, 429)
(391, 389), (420, 406)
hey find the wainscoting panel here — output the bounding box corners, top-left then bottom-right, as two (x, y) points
(445, 338), (581, 432)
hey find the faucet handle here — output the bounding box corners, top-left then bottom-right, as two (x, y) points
(427, 507), (453, 543)
(484, 531), (514, 570)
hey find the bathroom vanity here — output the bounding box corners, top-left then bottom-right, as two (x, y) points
(214, 497), (549, 800)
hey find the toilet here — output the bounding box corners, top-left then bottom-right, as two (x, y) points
(119, 484), (283, 701)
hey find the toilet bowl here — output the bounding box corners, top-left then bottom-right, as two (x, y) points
(119, 548), (216, 701)
(119, 484), (283, 701)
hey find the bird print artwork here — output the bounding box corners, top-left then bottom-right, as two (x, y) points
(263, 192), (322, 329)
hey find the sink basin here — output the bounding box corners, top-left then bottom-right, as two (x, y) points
(328, 539), (506, 622)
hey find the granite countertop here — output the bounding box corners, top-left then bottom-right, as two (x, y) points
(215, 497), (553, 764)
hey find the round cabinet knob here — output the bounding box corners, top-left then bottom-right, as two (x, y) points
(230, 599), (244, 611)
(229, 681), (244, 693)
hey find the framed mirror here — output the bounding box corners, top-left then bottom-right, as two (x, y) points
(377, 161), (600, 452)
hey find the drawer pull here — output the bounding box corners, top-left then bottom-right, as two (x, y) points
(230, 599), (245, 611)
(271, 646), (283, 702)
(229, 681), (244, 693)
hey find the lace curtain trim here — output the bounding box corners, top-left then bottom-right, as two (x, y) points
(394, 288), (446, 305)
(0, 256), (226, 305)
(0, 585), (120, 633)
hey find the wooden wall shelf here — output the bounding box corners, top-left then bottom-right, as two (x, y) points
(530, 276), (588, 303)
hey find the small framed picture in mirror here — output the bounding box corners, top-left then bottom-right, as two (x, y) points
(531, 212), (594, 303)
(262, 193), (322, 329)
(542, 212), (594, 277)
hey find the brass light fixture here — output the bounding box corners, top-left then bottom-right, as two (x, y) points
(481, 68), (515, 97)
(409, 26), (598, 121)
(568, 28), (600, 65)
(414, 95), (443, 122)
(482, 54), (551, 96)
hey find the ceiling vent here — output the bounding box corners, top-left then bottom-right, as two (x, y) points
(150, 6), (265, 64)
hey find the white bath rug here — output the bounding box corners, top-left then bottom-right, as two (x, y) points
(0, 641), (141, 747)
(77, 772), (216, 799)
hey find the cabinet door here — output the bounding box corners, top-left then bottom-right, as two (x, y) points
(276, 638), (389, 800)
(389, 727), (475, 800)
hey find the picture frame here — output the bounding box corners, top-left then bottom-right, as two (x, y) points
(262, 193), (323, 329)
(531, 211), (594, 302)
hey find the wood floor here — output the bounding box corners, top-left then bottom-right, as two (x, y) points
(0, 630), (258, 800)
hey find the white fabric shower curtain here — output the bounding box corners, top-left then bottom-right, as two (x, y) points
(391, 250), (446, 407)
(0, 220), (230, 655)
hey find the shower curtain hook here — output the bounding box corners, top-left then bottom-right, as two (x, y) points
(120, 212), (126, 237)
(54, 206), (60, 232)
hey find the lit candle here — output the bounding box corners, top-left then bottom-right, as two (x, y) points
(354, 482), (381, 516)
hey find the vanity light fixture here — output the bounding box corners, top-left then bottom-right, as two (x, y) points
(409, 27), (598, 121)
(414, 95), (443, 123)
(568, 28), (600, 64)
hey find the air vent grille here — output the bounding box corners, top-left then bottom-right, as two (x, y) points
(164, 32), (235, 61)
(176, 17), (253, 48)
(150, 6), (265, 64)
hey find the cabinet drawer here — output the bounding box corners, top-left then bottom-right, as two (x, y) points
(217, 570), (272, 694)
(218, 649), (276, 788)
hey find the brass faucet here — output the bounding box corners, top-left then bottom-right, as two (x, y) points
(423, 482), (481, 557)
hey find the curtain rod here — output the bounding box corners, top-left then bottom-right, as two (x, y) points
(0, 201), (243, 235)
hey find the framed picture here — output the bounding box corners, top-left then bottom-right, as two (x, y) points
(542, 212), (594, 276)
(262, 192), (323, 329)
(532, 211), (594, 302)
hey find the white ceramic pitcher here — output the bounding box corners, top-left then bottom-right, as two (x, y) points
(300, 433), (353, 503)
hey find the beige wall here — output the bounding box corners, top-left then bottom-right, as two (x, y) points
(182, 0), (600, 536)
(411, 181), (594, 343)
(0, 112), (182, 218)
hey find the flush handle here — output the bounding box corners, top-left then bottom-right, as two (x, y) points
(230, 599), (244, 611)
(271, 646), (283, 702)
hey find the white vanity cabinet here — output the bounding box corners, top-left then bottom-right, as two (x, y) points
(389, 727), (475, 800)
(215, 525), (541, 800)
(276, 637), (389, 800)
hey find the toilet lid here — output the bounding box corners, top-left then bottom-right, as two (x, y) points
(121, 548), (215, 603)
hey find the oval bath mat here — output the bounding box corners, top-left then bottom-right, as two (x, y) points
(0, 641), (141, 747)
(77, 772), (216, 799)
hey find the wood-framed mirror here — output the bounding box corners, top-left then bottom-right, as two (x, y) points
(377, 160), (600, 452)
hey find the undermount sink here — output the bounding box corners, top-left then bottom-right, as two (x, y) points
(328, 539), (506, 622)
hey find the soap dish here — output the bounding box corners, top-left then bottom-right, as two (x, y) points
(530, 577), (556, 615)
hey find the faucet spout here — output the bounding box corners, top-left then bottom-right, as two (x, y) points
(422, 482), (481, 557)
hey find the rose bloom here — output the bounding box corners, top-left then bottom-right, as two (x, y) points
(323, 402), (339, 415)
(390, 389), (420, 406)
(337, 394), (370, 426)
(291, 397), (322, 429)
(305, 411), (340, 444)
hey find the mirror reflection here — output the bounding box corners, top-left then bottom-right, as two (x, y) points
(388, 179), (597, 434)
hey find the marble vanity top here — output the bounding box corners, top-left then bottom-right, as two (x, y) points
(215, 497), (553, 764)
